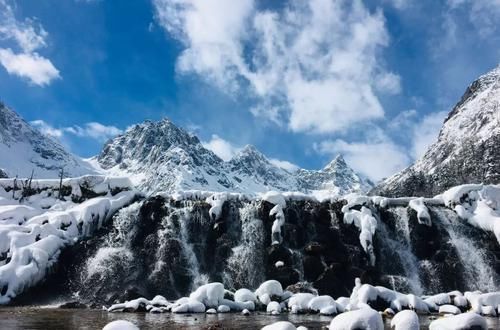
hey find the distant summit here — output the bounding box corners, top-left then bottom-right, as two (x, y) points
(96, 118), (372, 194)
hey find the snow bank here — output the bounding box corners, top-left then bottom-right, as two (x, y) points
(329, 307), (383, 330)
(429, 312), (487, 330)
(391, 310), (419, 330)
(0, 177), (136, 305)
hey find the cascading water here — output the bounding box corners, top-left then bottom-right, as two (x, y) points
(431, 206), (499, 292)
(222, 202), (265, 290)
(375, 210), (424, 295)
(21, 196), (499, 306)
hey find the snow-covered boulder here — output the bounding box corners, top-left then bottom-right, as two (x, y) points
(391, 310), (419, 330)
(308, 295), (336, 313)
(266, 301), (281, 314)
(234, 288), (257, 303)
(102, 320), (139, 330)
(288, 293), (315, 314)
(261, 321), (297, 330)
(408, 197), (431, 226)
(256, 280), (283, 305)
(189, 282), (225, 308)
(429, 312), (487, 330)
(438, 304), (461, 315)
(329, 307), (383, 330)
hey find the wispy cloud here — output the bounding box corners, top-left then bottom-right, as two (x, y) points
(0, 0), (60, 86)
(154, 0), (400, 134)
(202, 134), (241, 161)
(314, 129), (411, 182)
(31, 120), (122, 143)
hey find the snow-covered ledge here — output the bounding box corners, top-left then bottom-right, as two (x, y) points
(0, 176), (138, 305)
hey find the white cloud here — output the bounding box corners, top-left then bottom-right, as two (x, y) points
(31, 120), (122, 143)
(0, 48), (60, 85)
(446, 0), (500, 38)
(30, 119), (63, 138)
(314, 131), (411, 182)
(0, 0), (59, 86)
(269, 158), (299, 172)
(202, 134), (241, 161)
(64, 122), (122, 142)
(154, 0), (399, 134)
(411, 111), (447, 158)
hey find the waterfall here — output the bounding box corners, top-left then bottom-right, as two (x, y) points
(431, 207), (499, 292)
(376, 214), (424, 295)
(222, 202), (265, 290)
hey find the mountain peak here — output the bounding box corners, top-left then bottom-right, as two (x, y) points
(0, 102), (95, 178)
(373, 65), (500, 197)
(323, 154), (347, 171)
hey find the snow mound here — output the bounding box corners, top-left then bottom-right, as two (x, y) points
(391, 310), (419, 330)
(429, 312), (487, 330)
(256, 280), (283, 305)
(102, 320), (139, 330)
(329, 307), (383, 330)
(261, 321), (297, 330)
(408, 197), (431, 226)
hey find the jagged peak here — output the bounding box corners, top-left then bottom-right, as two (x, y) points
(323, 154), (348, 172)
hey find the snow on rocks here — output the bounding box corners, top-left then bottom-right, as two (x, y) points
(341, 196), (378, 265)
(189, 282), (225, 308)
(465, 291), (500, 315)
(353, 282), (429, 313)
(262, 191), (287, 245)
(329, 306), (383, 330)
(408, 197), (432, 226)
(288, 293), (315, 314)
(266, 301), (281, 314)
(0, 176), (136, 305)
(438, 304), (461, 315)
(307, 295), (337, 314)
(102, 320), (139, 330)
(429, 312), (487, 330)
(234, 288), (257, 303)
(390, 310), (419, 330)
(441, 184), (500, 245)
(261, 321), (297, 330)
(256, 280), (283, 305)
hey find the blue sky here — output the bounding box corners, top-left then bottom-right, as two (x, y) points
(0, 0), (499, 181)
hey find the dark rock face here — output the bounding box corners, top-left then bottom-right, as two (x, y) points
(13, 197), (500, 306)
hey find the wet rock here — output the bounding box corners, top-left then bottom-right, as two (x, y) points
(303, 255), (324, 282)
(304, 242), (324, 255)
(58, 301), (87, 309)
(286, 282), (318, 295)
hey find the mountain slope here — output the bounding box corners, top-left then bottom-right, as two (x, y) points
(373, 65), (500, 197)
(0, 102), (96, 178)
(96, 118), (372, 194)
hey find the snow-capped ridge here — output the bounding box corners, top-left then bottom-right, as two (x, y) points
(0, 102), (97, 179)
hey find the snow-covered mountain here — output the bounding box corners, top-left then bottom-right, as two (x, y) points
(297, 155), (374, 194)
(96, 118), (372, 194)
(0, 102), (96, 179)
(373, 65), (500, 197)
